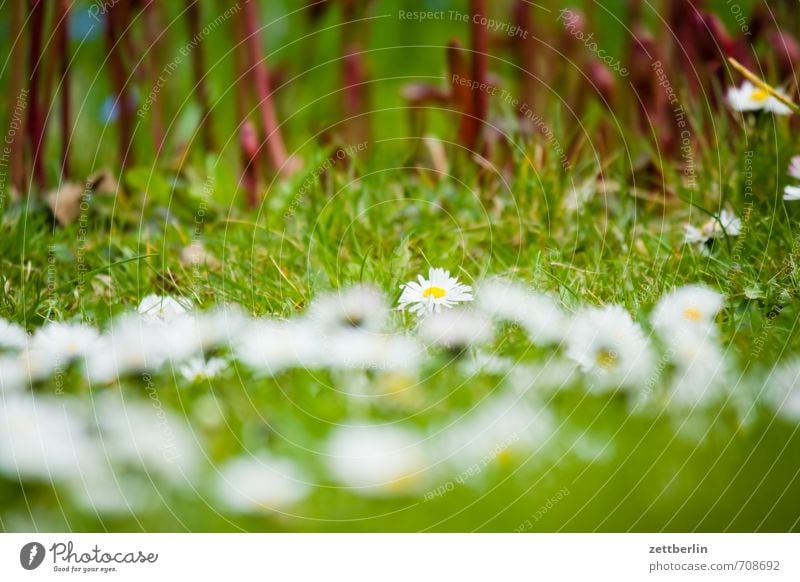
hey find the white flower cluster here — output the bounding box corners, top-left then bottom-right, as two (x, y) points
(1, 275), (797, 514)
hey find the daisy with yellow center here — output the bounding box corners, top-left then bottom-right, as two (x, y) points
(651, 285), (724, 339)
(726, 81), (792, 115)
(397, 267), (473, 317)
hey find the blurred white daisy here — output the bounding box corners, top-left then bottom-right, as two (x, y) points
(565, 305), (655, 389)
(419, 308), (492, 351)
(650, 285), (724, 339)
(476, 279), (565, 345)
(766, 360), (800, 422)
(683, 210), (742, 253)
(0, 356), (25, 393)
(31, 322), (101, 366)
(215, 454), (310, 513)
(783, 184), (800, 201)
(0, 319), (28, 352)
(310, 285), (389, 332)
(435, 394), (553, 472)
(89, 391), (202, 483)
(0, 394), (96, 481)
(667, 329), (727, 408)
(189, 305), (250, 351)
(325, 424), (427, 495)
(788, 156), (800, 180)
(398, 267), (473, 317)
(234, 320), (322, 375)
(138, 294), (194, 324)
(84, 316), (168, 383)
(726, 81), (792, 115)
(325, 330), (423, 372)
(179, 356), (228, 382)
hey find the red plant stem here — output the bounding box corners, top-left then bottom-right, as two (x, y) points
(57, 0), (70, 178)
(240, 120), (260, 209)
(512, 0), (535, 110)
(142, 0), (165, 154)
(447, 40), (475, 149)
(240, 0), (292, 176)
(469, 0), (488, 151)
(186, 0), (214, 152)
(105, 0), (135, 169)
(8, 0), (28, 193)
(27, 0), (47, 189)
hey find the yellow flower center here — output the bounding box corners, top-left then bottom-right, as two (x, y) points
(683, 306), (703, 321)
(751, 88), (769, 102)
(596, 349), (618, 370)
(422, 286), (447, 299)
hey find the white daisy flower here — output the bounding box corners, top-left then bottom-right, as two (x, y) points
(783, 184), (800, 201)
(434, 394), (553, 472)
(89, 391), (202, 483)
(0, 356), (26, 393)
(683, 210), (742, 253)
(419, 308), (492, 351)
(84, 316), (169, 383)
(309, 285), (389, 332)
(766, 360), (800, 422)
(234, 320), (322, 375)
(30, 322), (101, 366)
(215, 454), (310, 513)
(565, 305), (655, 389)
(325, 330), (423, 372)
(179, 356), (228, 382)
(666, 329), (727, 408)
(325, 424), (427, 495)
(650, 285), (724, 339)
(397, 267), (473, 317)
(138, 293), (194, 324)
(0, 318), (28, 352)
(788, 156), (800, 180)
(726, 81), (792, 115)
(0, 394), (96, 481)
(188, 305), (249, 351)
(458, 351), (515, 376)
(475, 279), (566, 345)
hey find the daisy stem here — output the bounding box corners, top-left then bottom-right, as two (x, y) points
(727, 57), (800, 115)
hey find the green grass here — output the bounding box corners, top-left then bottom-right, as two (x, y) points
(1, 108), (800, 532)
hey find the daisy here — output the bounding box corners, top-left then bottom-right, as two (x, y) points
(89, 391), (201, 483)
(0, 357), (25, 393)
(683, 210), (742, 253)
(726, 81), (792, 115)
(214, 454), (310, 513)
(434, 394), (553, 472)
(783, 184), (800, 201)
(84, 316), (169, 383)
(309, 285), (389, 332)
(766, 360), (800, 422)
(0, 319), (28, 352)
(397, 267), (473, 317)
(325, 330), (423, 372)
(325, 423), (427, 496)
(0, 393), (96, 481)
(650, 285), (724, 339)
(419, 308), (492, 352)
(666, 329), (727, 409)
(234, 320), (322, 375)
(30, 322), (102, 366)
(565, 305), (655, 389)
(189, 305), (249, 351)
(179, 356), (228, 382)
(788, 155), (800, 180)
(475, 279), (565, 345)
(138, 293), (194, 324)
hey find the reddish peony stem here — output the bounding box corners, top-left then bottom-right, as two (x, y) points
(105, 0), (135, 169)
(8, 0), (28, 193)
(186, 0), (215, 152)
(469, 0), (488, 152)
(57, 0), (71, 178)
(27, 0), (47, 189)
(240, 0), (294, 176)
